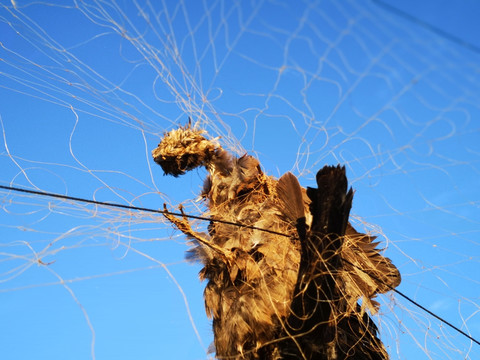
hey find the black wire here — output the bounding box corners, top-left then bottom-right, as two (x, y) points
(0, 185), (289, 238)
(342, 258), (480, 346)
(1, 183), (479, 346)
(372, 0), (480, 55)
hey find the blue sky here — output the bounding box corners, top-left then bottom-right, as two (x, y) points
(1, 1), (479, 359)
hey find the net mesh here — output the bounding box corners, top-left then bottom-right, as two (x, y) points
(0, 0), (479, 359)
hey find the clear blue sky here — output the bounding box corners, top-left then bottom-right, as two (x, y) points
(0, 1), (479, 359)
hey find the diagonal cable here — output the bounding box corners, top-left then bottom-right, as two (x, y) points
(0, 183), (479, 346)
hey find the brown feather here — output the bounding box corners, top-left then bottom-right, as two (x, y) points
(276, 172), (305, 223)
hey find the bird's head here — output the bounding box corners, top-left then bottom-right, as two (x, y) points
(152, 122), (220, 177)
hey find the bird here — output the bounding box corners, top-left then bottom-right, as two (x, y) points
(152, 122), (401, 359)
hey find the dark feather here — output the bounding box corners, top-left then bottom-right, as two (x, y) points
(276, 172), (305, 222)
(276, 172), (307, 241)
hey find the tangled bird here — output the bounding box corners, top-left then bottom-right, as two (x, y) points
(152, 123), (401, 360)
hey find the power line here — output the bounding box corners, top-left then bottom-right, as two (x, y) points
(0, 184), (288, 238)
(372, 0), (480, 55)
(343, 258), (480, 347)
(0, 183), (478, 347)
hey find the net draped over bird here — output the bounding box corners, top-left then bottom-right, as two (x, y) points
(152, 123), (401, 360)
